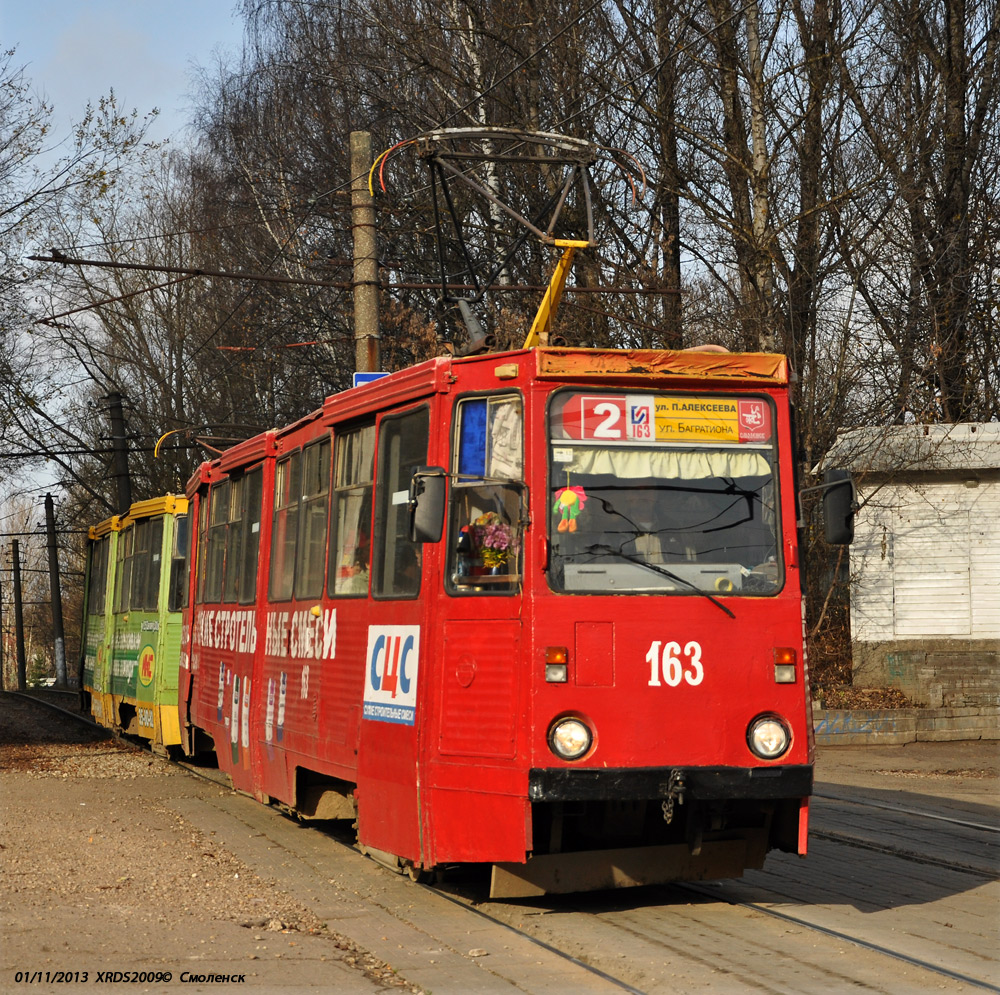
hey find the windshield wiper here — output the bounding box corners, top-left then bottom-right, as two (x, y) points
(582, 544), (736, 619)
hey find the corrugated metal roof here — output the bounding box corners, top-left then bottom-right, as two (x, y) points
(825, 424), (1000, 473)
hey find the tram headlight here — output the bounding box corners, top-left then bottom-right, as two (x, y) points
(548, 717), (592, 761)
(747, 714), (791, 760)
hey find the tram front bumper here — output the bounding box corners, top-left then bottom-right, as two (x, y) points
(526, 764), (813, 802)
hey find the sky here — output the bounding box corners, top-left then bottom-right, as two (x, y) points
(2, 0), (246, 148)
(1, 2), (247, 505)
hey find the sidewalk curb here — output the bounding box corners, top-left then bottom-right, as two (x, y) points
(813, 704), (1000, 745)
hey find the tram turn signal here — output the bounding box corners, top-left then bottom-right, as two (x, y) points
(545, 646), (569, 683)
(773, 647), (797, 683)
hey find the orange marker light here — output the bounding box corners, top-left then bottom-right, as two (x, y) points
(545, 646), (569, 683)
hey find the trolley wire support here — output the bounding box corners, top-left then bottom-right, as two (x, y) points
(412, 128), (598, 356)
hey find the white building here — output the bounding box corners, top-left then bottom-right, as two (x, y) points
(826, 424), (1000, 707)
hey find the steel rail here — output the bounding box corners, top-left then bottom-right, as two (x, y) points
(815, 789), (1000, 833)
(408, 881), (649, 995)
(678, 881), (1000, 993)
(809, 828), (997, 876)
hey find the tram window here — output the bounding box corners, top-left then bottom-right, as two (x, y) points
(373, 407), (429, 599)
(168, 515), (188, 612)
(145, 517), (164, 611)
(222, 477), (244, 604)
(131, 519), (150, 610)
(269, 452), (302, 602)
(238, 468), (263, 604)
(196, 492), (209, 603)
(204, 480), (229, 603)
(295, 438), (331, 599)
(88, 536), (110, 617)
(330, 423), (375, 597)
(447, 395), (524, 595)
(114, 526), (132, 613)
(546, 390), (782, 596)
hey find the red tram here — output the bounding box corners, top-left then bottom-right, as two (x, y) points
(178, 345), (850, 897)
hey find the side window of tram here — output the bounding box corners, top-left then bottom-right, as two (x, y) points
(197, 471), (263, 606)
(88, 536), (110, 617)
(113, 518), (162, 611)
(144, 517), (164, 610)
(294, 439), (331, 600)
(238, 468), (263, 604)
(114, 527), (132, 612)
(373, 407), (429, 599)
(269, 452), (302, 601)
(330, 423), (374, 597)
(168, 514), (189, 612)
(130, 519), (150, 610)
(447, 395), (524, 593)
(203, 480), (230, 603)
(196, 492), (211, 603)
(221, 478), (244, 604)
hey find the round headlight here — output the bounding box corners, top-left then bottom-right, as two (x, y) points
(548, 717), (592, 760)
(747, 714), (791, 760)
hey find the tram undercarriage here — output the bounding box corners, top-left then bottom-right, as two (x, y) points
(491, 791), (804, 898)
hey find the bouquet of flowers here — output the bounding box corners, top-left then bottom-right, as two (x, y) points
(470, 511), (519, 568)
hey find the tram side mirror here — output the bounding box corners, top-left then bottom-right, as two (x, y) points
(409, 466), (447, 543)
(822, 468), (856, 545)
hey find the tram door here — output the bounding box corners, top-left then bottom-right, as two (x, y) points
(427, 393), (527, 864)
(356, 405), (432, 861)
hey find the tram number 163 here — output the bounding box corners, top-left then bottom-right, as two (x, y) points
(646, 640), (704, 687)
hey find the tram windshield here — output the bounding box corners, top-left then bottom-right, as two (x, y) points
(547, 390), (783, 596)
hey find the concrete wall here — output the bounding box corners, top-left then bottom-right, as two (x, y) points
(813, 704), (1000, 746)
(852, 639), (1000, 708)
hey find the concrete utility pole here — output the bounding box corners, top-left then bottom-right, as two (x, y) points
(106, 391), (132, 514)
(11, 540), (27, 690)
(45, 494), (68, 687)
(0, 563), (4, 690)
(351, 130), (380, 374)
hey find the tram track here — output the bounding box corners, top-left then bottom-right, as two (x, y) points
(7, 688), (93, 725)
(426, 867), (1000, 995)
(430, 799), (1000, 994)
(676, 880), (1000, 993)
(815, 789), (1000, 834)
(8, 692), (996, 994)
(808, 826), (996, 877)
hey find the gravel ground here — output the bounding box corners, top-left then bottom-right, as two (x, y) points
(0, 692), (422, 994)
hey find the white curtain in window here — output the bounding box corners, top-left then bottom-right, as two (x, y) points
(563, 447), (771, 480)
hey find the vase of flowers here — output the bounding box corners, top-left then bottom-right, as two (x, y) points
(470, 512), (519, 571)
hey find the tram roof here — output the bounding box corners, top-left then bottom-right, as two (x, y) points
(320, 346), (788, 424)
(186, 346), (789, 490)
(89, 494), (188, 539)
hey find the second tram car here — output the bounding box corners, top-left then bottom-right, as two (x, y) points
(81, 495), (189, 750)
(179, 346), (849, 896)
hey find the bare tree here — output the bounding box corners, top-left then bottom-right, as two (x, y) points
(834, 0), (1000, 423)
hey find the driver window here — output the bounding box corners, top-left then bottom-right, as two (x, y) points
(447, 395), (524, 595)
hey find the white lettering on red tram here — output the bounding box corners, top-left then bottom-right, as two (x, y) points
(195, 609), (258, 654)
(265, 608), (337, 660)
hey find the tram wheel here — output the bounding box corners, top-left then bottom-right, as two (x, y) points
(405, 861), (432, 883)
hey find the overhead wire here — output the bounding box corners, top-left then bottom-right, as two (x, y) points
(24, 0), (685, 468)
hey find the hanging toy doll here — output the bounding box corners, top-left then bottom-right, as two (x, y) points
(552, 485), (587, 532)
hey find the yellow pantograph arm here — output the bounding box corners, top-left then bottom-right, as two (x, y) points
(523, 239), (591, 349)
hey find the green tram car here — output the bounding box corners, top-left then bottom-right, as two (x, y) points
(81, 495), (189, 751)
